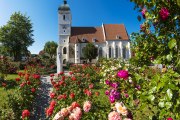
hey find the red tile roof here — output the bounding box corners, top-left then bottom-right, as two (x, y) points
(69, 24), (129, 43)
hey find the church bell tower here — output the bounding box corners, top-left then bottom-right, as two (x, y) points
(57, 0), (71, 73)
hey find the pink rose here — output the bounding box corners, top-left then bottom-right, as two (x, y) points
(22, 109), (30, 119)
(141, 8), (147, 18)
(159, 7), (169, 21)
(108, 111), (122, 120)
(83, 101), (92, 112)
(117, 70), (129, 80)
(167, 118), (173, 120)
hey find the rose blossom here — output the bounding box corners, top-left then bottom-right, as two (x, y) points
(50, 100), (56, 107)
(141, 8), (147, 18)
(159, 7), (170, 20)
(50, 92), (56, 98)
(105, 90), (110, 95)
(167, 118), (173, 120)
(108, 111), (122, 120)
(83, 101), (92, 112)
(31, 88), (36, 93)
(71, 102), (80, 109)
(105, 80), (111, 85)
(117, 70), (129, 80)
(70, 92), (75, 99)
(53, 112), (64, 120)
(22, 109), (30, 119)
(89, 83), (94, 89)
(115, 102), (128, 116)
(60, 108), (69, 117)
(46, 107), (54, 116)
(16, 78), (20, 82)
(109, 95), (115, 103)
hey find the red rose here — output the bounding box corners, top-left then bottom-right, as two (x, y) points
(58, 81), (64, 85)
(70, 93), (75, 99)
(62, 76), (66, 81)
(18, 72), (23, 77)
(71, 102), (80, 109)
(31, 88), (36, 93)
(50, 100), (56, 107)
(57, 95), (64, 100)
(58, 72), (64, 75)
(46, 107), (54, 116)
(15, 78), (21, 82)
(2, 82), (6, 87)
(50, 74), (54, 77)
(22, 109), (30, 119)
(20, 82), (26, 88)
(69, 71), (73, 75)
(71, 76), (76, 81)
(33, 74), (40, 79)
(50, 92), (56, 98)
(27, 81), (31, 85)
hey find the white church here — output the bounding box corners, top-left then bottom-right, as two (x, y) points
(57, 0), (131, 72)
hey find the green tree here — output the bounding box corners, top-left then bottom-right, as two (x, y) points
(43, 41), (58, 58)
(130, 0), (180, 71)
(83, 43), (98, 62)
(0, 12), (34, 61)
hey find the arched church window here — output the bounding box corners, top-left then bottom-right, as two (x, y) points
(63, 59), (66, 64)
(115, 46), (118, 58)
(99, 47), (103, 58)
(123, 46), (126, 59)
(63, 15), (65, 20)
(109, 46), (112, 58)
(63, 47), (67, 54)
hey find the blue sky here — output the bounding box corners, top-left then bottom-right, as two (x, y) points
(0, 0), (141, 54)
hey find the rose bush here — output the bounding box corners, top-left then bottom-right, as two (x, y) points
(99, 58), (179, 120)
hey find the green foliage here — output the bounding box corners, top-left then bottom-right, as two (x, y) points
(0, 12), (34, 61)
(43, 41), (58, 58)
(82, 43), (98, 62)
(130, 0), (180, 70)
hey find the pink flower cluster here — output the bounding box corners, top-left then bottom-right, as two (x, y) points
(141, 8), (147, 19)
(53, 101), (83, 120)
(159, 7), (170, 21)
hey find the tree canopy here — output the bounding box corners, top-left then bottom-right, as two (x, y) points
(43, 41), (58, 58)
(0, 12), (34, 61)
(83, 43), (98, 62)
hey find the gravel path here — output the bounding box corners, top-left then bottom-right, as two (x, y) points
(30, 76), (53, 120)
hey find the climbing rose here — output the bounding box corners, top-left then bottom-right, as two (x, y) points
(108, 111), (122, 120)
(83, 101), (92, 112)
(167, 118), (173, 120)
(117, 70), (129, 80)
(22, 110), (30, 119)
(141, 8), (147, 18)
(159, 7), (169, 20)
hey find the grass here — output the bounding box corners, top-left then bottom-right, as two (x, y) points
(0, 74), (19, 108)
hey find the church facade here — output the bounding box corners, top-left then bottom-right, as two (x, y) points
(57, 0), (131, 72)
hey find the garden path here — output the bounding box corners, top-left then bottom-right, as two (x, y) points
(30, 71), (69, 120)
(30, 76), (52, 120)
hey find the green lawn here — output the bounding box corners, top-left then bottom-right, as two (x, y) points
(0, 74), (19, 108)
